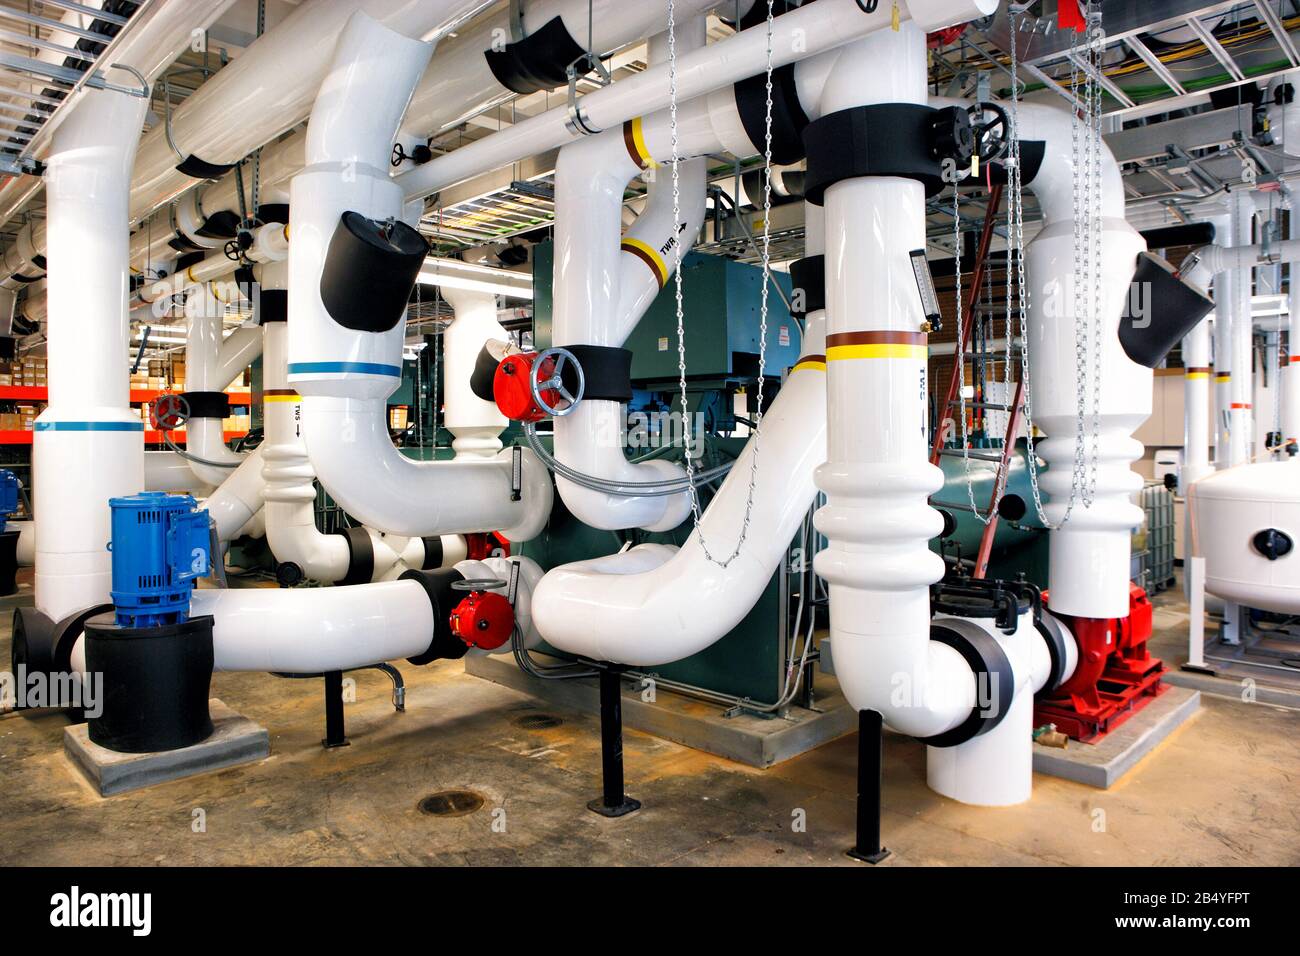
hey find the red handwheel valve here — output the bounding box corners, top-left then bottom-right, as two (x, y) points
(492, 347), (584, 422)
(449, 589), (515, 651)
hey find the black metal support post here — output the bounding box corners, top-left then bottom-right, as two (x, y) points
(587, 665), (640, 817)
(847, 709), (889, 863)
(322, 670), (350, 748)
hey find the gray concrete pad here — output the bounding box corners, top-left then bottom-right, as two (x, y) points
(465, 653), (856, 768)
(1032, 685), (1200, 789)
(64, 698), (269, 797)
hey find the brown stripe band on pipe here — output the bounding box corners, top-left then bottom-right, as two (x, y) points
(826, 331), (928, 347)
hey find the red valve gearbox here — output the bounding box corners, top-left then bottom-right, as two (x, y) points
(449, 590), (515, 651)
(493, 351), (561, 423)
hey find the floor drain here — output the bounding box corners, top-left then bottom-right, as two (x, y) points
(417, 789), (485, 817)
(513, 713), (564, 730)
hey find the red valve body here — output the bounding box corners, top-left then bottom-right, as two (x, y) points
(493, 352), (563, 422)
(449, 590), (515, 651)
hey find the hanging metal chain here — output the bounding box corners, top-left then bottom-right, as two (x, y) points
(669, 0), (776, 568)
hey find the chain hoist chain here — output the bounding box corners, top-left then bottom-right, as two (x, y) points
(670, 0), (775, 568)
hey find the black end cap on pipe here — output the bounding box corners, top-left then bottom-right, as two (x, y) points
(1139, 222), (1216, 250)
(196, 209), (242, 240)
(333, 526), (375, 586)
(1119, 252), (1215, 369)
(483, 16), (587, 95)
(788, 254), (825, 317)
(399, 567), (470, 664)
(320, 211), (428, 334)
(470, 343), (502, 404)
(915, 617), (1014, 748)
(85, 614), (215, 753)
(256, 203), (290, 224)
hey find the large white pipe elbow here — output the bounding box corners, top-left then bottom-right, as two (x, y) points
(303, 395), (552, 541)
(535, 321), (827, 666)
(203, 445), (266, 544)
(144, 451), (215, 494)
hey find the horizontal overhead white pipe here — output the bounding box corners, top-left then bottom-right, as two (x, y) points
(126, 0), (486, 224)
(0, 0), (238, 231)
(398, 0), (990, 203)
(132, 0), (726, 274)
(534, 306), (827, 666)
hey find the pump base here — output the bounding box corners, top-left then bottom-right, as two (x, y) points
(64, 697), (268, 797)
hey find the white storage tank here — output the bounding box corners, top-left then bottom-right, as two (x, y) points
(1191, 459), (1300, 613)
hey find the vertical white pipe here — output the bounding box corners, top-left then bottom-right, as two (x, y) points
(1228, 189), (1255, 466)
(1287, 211), (1300, 445)
(440, 285), (508, 458)
(33, 88), (149, 622)
(813, 23), (962, 737)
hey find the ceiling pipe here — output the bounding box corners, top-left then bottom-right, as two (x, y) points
(289, 12), (551, 541)
(398, 0), (949, 204)
(33, 85), (149, 623)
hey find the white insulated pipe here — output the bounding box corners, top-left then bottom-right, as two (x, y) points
(548, 21), (709, 532)
(398, 0), (993, 203)
(33, 87), (150, 623)
(183, 286), (255, 486)
(289, 12), (551, 542)
(534, 304), (827, 665)
(814, 23), (972, 739)
(440, 285), (509, 458)
(126, 0), (487, 224)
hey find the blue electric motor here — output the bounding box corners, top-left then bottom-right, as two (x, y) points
(0, 469), (19, 533)
(107, 491), (212, 628)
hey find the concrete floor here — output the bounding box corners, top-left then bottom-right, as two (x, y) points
(1, 572), (1298, 867)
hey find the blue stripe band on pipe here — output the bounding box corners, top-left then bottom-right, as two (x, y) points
(287, 361), (402, 377)
(33, 421), (145, 432)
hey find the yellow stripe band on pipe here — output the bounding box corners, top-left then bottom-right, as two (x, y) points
(623, 116), (656, 170)
(791, 356), (827, 372)
(1184, 372), (1209, 380)
(827, 343), (928, 361)
(264, 394), (301, 403)
(620, 237), (668, 287)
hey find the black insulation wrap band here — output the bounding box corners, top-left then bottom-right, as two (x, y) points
(175, 154), (238, 180)
(1139, 222), (1216, 250)
(803, 103), (953, 204)
(734, 63), (810, 166)
(1119, 252), (1215, 368)
(334, 526), (375, 586)
(258, 289), (288, 324)
(916, 618), (1014, 749)
(31, 254), (45, 271)
(788, 254), (825, 316)
(256, 203), (290, 224)
(181, 391), (230, 420)
(84, 614), (215, 754)
(483, 16), (587, 95)
(174, 250), (206, 272)
(234, 265), (256, 289)
(167, 234), (204, 253)
(399, 567), (470, 664)
(1035, 612), (1070, 699)
(9, 272), (40, 284)
(320, 211), (429, 334)
(470, 344), (501, 403)
(563, 344), (633, 403)
(421, 536), (444, 570)
(986, 139), (1046, 187)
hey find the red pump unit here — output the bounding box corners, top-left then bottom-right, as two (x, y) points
(449, 589), (515, 651)
(1034, 584), (1166, 743)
